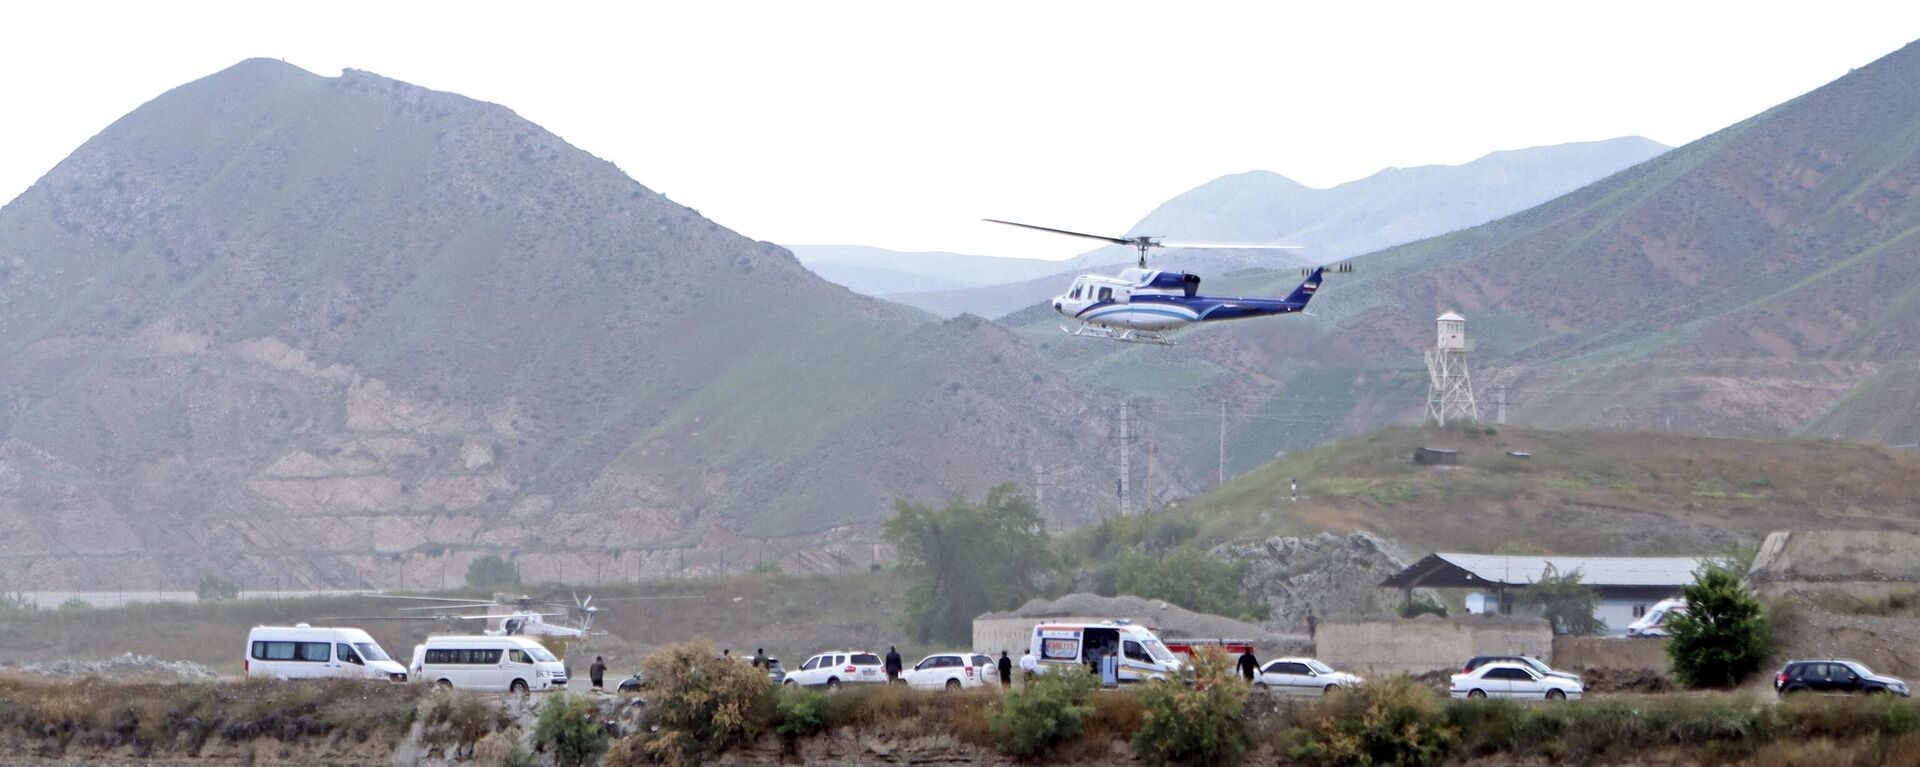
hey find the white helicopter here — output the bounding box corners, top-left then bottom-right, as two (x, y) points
(331, 592), (697, 640)
(986, 218), (1349, 345)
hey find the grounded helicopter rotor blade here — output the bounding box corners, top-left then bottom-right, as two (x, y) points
(983, 218), (1137, 246)
(589, 595), (708, 602)
(395, 604), (499, 612)
(1156, 241), (1306, 250)
(372, 595), (498, 605)
(318, 615), (443, 621)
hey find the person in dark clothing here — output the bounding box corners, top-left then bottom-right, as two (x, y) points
(750, 648), (767, 669)
(997, 651), (1013, 688)
(1237, 648), (1260, 682)
(589, 656), (607, 691)
(884, 646), (903, 684)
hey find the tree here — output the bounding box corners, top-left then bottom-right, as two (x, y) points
(1667, 561), (1772, 688)
(1521, 564), (1604, 635)
(1110, 547), (1269, 621)
(465, 553), (522, 589)
(196, 573), (240, 601)
(886, 483), (1057, 644)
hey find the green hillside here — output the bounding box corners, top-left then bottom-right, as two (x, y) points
(1139, 425), (1920, 557)
(0, 60), (1172, 591)
(1013, 39), (1920, 459)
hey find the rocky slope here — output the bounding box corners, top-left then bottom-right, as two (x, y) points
(0, 60), (1195, 591)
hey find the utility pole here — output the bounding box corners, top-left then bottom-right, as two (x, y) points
(1119, 400), (1132, 517)
(1144, 441), (1155, 514)
(1032, 465), (1046, 515)
(1496, 385), (1508, 425)
(1218, 401), (1228, 487)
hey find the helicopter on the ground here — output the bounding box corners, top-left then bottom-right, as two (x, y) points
(326, 591), (699, 640)
(985, 218), (1350, 345)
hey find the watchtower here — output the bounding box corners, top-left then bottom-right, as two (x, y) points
(1425, 311), (1479, 425)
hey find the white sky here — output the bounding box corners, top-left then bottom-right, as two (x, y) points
(2, 2), (1917, 260)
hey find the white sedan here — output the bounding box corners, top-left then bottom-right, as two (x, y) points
(1450, 662), (1583, 701)
(1254, 658), (1365, 696)
(902, 653), (996, 691)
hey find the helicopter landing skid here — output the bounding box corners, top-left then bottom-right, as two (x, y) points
(1061, 322), (1175, 346)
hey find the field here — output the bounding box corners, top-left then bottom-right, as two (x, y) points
(0, 571), (909, 674)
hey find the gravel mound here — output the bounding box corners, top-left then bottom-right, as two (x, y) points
(15, 652), (221, 681)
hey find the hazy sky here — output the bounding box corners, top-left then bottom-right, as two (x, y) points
(3, 2), (1917, 260)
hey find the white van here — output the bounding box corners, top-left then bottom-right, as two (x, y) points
(417, 635), (568, 692)
(1029, 621), (1185, 683)
(1627, 598), (1688, 637)
(246, 625), (409, 682)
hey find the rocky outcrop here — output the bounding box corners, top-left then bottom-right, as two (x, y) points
(1209, 531), (1418, 632)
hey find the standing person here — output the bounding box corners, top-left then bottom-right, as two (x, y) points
(997, 651), (1013, 689)
(589, 655), (607, 692)
(884, 646), (903, 684)
(1307, 610), (1318, 642)
(750, 648), (767, 669)
(1020, 648), (1038, 684)
(1237, 647), (1260, 682)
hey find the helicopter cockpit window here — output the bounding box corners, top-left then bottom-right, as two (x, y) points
(1098, 287), (1113, 302)
(1070, 286), (1081, 300)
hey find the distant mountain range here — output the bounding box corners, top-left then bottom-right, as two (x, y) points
(794, 136), (1668, 317)
(0, 60), (1185, 590)
(1010, 39), (1920, 476)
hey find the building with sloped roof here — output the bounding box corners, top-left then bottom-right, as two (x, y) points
(1381, 553), (1707, 635)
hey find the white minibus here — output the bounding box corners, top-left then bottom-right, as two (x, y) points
(245, 625), (409, 682)
(417, 635), (568, 692)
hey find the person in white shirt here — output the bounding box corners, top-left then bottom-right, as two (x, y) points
(1019, 649), (1038, 685)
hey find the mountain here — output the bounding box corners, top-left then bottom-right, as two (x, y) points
(787, 244), (1067, 297)
(860, 137), (1667, 318)
(0, 60), (1188, 591)
(1012, 39), (1920, 473)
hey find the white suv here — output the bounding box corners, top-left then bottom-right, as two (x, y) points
(903, 653), (997, 691)
(784, 650), (886, 689)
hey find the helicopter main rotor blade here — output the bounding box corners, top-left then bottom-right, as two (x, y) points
(983, 219), (1138, 246)
(372, 595), (498, 605)
(1157, 241), (1306, 250)
(589, 595), (708, 602)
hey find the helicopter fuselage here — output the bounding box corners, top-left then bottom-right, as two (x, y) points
(1053, 267), (1320, 333)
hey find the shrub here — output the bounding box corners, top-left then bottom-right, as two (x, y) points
(988, 670), (1097, 757)
(422, 694), (509, 750)
(1131, 648), (1253, 767)
(195, 574), (240, 601)
(1668, 561), (1772, 688)
(532, 695), (605, 767)
(639, 639), (773, 765)
(1520, 564), (1604, 636)
(465, 554), (522, 589)
(1398, 594), (1448, 619)
(775, 688), (828, 737)
(1111, 547), (1269, 621)
(1290, 675), (1455, 767)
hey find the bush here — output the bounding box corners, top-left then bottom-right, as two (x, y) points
(1668, 561), (1772, 688)
(1398, 594), (1448, 619)
(1131, 648), (1253, 767)
(532, 695), (604, 767)
(775, 688), (828, 737)
(988, 670), (1097, 757)
(465, 554), (522, 589)
(195, 574), (240, 601)
(639, 639), (773, 765)
(1290, 675), (1455, 767)
(1520, 564), (1604, 636)
(422, 693), (510, 751)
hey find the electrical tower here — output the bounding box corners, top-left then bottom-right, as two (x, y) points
(1425, 311), (1480, 425)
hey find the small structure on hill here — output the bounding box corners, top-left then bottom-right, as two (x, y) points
(1381, 553), (1705, 635)
(1748, 530), (1920, 601)
(1425, 311), (1479, 425)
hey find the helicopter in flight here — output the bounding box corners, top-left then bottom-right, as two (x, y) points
(986, 218), (1350, 345)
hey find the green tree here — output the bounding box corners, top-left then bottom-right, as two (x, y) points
(196, 573), (240, 601)
(533, 694), (607, 767)
(1521, 564), (1603, 635)
(1110, 547), (1269, 621)
(886, 483), (1057, 644)
(1667, 561), (1772, 688)
(465, 553), (522, 589)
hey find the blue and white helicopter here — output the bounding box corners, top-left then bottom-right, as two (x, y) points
(986, 219), (1351, 346)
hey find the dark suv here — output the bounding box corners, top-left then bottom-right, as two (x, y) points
(1775, 660), (1910, 697)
